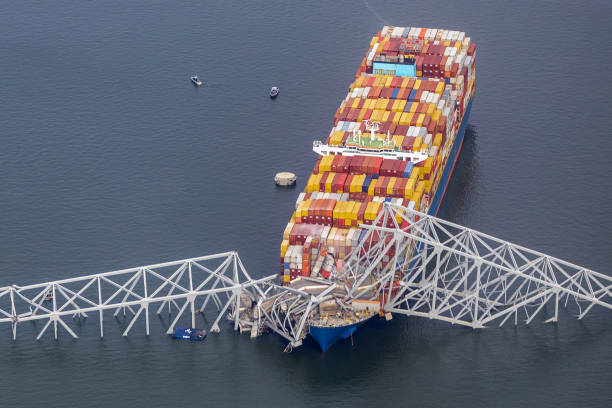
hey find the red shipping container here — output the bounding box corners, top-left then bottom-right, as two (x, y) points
(467, 43), (476, 56)
(427, 119), (437, 134)
(335, 173), (348, 193)
(380, 87), (393, 98)
(331, 155), (341, 173)
(349, 156), (362, 173)
(402, 136), (415, 151)
(379, 159), (393, 176)
(313, 157), (321, 174)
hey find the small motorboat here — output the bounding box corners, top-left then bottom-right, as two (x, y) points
(43, 288), (53, 302)
(269, 86), (279, 98)
(191, 74), (202, 86)
(172, 327), (207, 341)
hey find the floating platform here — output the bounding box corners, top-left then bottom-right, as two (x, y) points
(275, 172), (297, 186)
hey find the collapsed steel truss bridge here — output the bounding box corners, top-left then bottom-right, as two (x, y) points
(1, 204), (611, 349)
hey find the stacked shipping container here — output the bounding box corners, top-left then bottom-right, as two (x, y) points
(280, 26), (476, 284)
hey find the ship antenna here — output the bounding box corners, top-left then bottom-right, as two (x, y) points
(386, 130), (391, 143)
(364, 120), (381, 142)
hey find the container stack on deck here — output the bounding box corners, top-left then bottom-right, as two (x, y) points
(280, 26), (476, 284)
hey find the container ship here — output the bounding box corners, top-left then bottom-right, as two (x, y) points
(279, 26), (476, 351)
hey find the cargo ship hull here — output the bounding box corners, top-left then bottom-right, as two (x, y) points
(428, 96), (473, 216)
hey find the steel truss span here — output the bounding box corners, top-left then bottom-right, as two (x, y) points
(0, 252), (276, 340)
(1, 206), (610, 348)
(340, 202), (612, 328)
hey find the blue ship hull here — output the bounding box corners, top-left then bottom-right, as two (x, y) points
(428, 97), (473, 216)
(308, 98), (473, 352)
(309, 318), (371, 352)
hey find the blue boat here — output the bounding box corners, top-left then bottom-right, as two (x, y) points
(172, 327), (207, 341)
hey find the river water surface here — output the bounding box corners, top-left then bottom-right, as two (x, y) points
(1, 1), (612, 407)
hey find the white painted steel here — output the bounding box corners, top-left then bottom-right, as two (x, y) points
(339, 202), (612, 328)
(0, 252), (275, 340)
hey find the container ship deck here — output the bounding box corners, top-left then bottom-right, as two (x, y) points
(279, 26), (476, 351)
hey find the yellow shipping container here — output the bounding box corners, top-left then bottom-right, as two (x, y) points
(410, 166), (420, 180)
(303, 200), (312, 218)
(443, 41), (450, 46)
(371, 109), (384, 122)
(414, 79), (422, 90)
(375, 98), (388, 110)
(349, 202), (359, 220)
(392, 111), (402, 124)
(399, 112), (411, 126)
(325, 172), (335, 192)
(358, 108), (367, 121)
(409, 102), (418, 113)
(393, 99), (407, 112)
(283, 275), (290, 283)
(368, 178), (377, 195)
(405, 112), (414, 125)
(283, 223), (294, 240)
(306, 174), (316, 193)
(416, 180), (426, 193)
(382, 111), (391, 122)
(370, 36), (378, 47)
(351, 98), (361, 109)
(435, 81), (445, 94)
(424, 157), (433, 174)
(413, 136), (423, 151)
(404, 179), (415, 199)
(387, 177), (397, 196)
(357, 174), (367, 192)
(421, 143), (429, 153)
(433, 133), (442, 147)
(432, 109), (442, 122)
(412, 190), (422, 204)
(320, 155), (333, 172)
(400, 77), (411, 88)
(426, 103), (435, 115)
(293, 209), (301, 224)
(385, 77), (393, 87)
(365, 202), (375, 220)
(392, 135), (404, 148)
(454, 40), (462, 52)
(366, 98), (377, 110)
(416, 113), (425, 127)
(416, 70), (422, 77)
